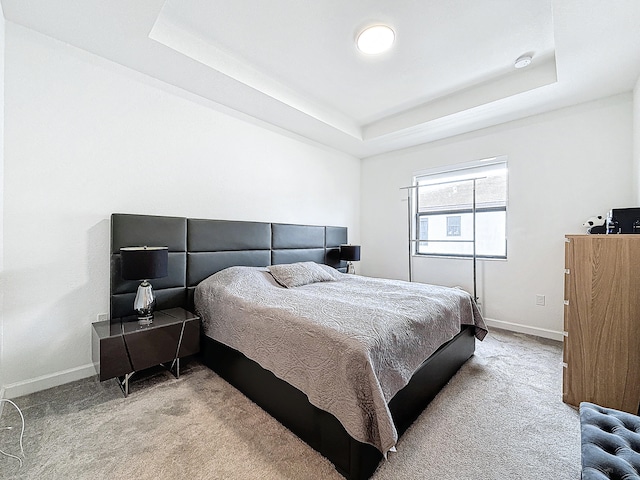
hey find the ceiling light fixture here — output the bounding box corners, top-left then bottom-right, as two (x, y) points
(356, 25), (395, 55)
(514, 54), (532, 69)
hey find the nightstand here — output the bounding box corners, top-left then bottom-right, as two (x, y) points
(92, 307), (200, 396)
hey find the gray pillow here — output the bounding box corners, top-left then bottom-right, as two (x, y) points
(316, 262), (342, 280)
(268, 262), (336, 288)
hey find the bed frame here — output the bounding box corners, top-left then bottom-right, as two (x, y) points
(110, 213), (476, 480)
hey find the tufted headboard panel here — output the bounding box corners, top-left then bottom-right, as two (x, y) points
(110, 213), (348, 318)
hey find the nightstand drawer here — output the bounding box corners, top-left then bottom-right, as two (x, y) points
(179, 318), (200, 357)
(124, 322), (184, 371)
(92, 330), (132, 381)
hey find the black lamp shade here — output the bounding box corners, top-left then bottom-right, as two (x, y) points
(120, 246), (169, 280)
(340, 245), (361, 262)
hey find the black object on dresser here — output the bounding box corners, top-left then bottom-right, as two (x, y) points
(92, 307), (200, 396)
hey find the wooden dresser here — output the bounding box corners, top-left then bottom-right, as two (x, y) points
(563, 235), (640, 413)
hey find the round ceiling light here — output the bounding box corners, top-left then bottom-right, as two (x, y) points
(514, 54), (532, 69)
(356, 25), (395, 55)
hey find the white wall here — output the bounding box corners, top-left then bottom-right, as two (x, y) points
(0, 7), (5, 397)
(361, 94), (634, 339)
(1, 23), (360, 397)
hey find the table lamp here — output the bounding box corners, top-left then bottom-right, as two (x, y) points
(120, 246), (168, 325)
(340, 244), (361, 274)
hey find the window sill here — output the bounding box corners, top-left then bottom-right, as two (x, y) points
(412, 254), (507, 261)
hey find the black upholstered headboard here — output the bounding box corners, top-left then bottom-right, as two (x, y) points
(110, 213), (348, 318)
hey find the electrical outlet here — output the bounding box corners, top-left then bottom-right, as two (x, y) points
(535, 294), (546, 306)
(97, 313), (108, 322)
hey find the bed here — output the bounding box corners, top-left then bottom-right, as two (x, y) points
(110, 213), (487, 479)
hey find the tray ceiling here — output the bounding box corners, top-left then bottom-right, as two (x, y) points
(2, 0), (640, 157)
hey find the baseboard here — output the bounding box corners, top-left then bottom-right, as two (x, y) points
(2, 363), (96, 400)
(484, 317), (564, 342)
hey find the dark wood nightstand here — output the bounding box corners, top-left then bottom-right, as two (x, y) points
(92, 307), (200, 396)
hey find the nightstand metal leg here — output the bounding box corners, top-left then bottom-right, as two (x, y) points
(168, 321), (186, 379)
(167, 357), (180, 379)
(117, 372), (134, 398)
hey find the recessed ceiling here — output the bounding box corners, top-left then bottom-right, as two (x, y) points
(149, 0), (557, 141)
(2, 0), (640, 157)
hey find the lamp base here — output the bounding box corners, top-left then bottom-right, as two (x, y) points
(133, 280), (156, 325)
(137, 314), (154, 326)
(347, 261), (356, 274)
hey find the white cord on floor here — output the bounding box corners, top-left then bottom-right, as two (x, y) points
(0, 399), (25, 468)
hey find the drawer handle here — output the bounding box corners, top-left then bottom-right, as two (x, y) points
(563, 300), (569, 306)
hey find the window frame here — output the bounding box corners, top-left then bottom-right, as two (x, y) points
(413, 157), (508, 260)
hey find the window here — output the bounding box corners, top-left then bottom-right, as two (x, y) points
(419, 217), (429, 245)
(446, 216), (461, 236)
(413, 158), (507, 258)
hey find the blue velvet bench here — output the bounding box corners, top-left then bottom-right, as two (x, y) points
(580, 402), (640, 479)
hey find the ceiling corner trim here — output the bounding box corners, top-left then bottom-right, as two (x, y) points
(148, 6), (362, 140)
(362, 54), (559, 141)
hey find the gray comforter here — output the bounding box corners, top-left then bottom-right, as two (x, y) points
(195, 266), (487, 453)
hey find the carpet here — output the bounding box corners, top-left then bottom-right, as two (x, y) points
(0, 328), (580, 479)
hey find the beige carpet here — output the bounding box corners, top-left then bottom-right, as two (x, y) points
(0, 328), (580, 479)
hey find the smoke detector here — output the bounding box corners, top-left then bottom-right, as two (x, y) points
(514, 55), (532, 69)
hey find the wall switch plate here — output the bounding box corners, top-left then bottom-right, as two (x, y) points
(97, 313), (108, 322)
(536, 294), (546, 306)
